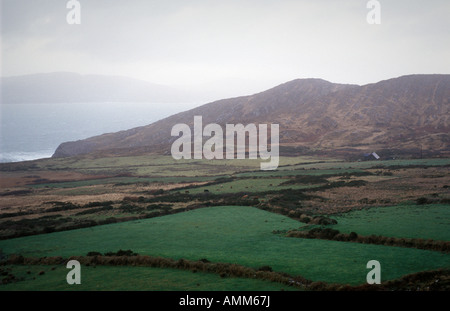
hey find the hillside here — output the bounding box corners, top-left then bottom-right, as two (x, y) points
(52, 74), (450, 158)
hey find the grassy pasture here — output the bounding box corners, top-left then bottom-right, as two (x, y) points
(1, 206), (448, 286)
(281, 158), (450, 171)
(177, 178), (322, 195)
(236, 168), (367, 178)
(0, 264), (296, 291)
(1, 155), (449, 290)
(30, 176), (218, 189)
(329, 204), (450, 241)
(28, 155), (321, 177)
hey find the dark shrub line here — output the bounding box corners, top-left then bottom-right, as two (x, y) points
(170, 177), (235, 192)
(279, 175), (328, 186)
(416, 197), (450, 205)
(45, 202), (83, 213)
(75, 205), (113, 216)
(280, 171), (373, 186)
(0, 190), (33, 197)
(0, 210), (34, 219)
(286, 228), (450, 253)
(369, 164), (450, 170)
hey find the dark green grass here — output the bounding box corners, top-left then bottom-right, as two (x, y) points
(1, 206), (448, 286)
(281, 158), (450, 171)
(26, 155), (316, 177)
(30, 176), (219, 189)
(236, 168), (366, 178)
(178, 178), (322, 195)
(330, 204), (450, 241)
(0, 264), (296, 291)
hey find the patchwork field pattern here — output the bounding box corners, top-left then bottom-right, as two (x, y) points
(0, 155), (449, 290)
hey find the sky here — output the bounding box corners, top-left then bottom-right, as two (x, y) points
(1, 0), (449, 99)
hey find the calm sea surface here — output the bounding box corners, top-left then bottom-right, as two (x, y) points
(0, 102), (200, 163)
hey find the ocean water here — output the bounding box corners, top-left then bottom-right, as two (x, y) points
(0, 102), (200, 163)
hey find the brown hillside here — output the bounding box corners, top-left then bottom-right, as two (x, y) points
(53, 74), (450, 158)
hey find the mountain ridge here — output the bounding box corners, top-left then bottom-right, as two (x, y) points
(52, 74), (450, 158)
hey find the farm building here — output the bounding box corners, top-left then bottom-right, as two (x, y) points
(362, 152), (380, 160)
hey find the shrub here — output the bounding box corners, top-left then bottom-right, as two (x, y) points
(310, 216), (338, 225)
(147, 189), (165, 195)
(416, 197), (429, 205)
(8, 254), (24, 264)
(348, 232), (358, 240)
(85, 201), (114, 207)
(299, 215), (311, 223)
(87, 251), (102, 257)
(146, 203), (173, 211)
(119, 203), (143, 211)
(98, 217), (117, 225)
(258, 266), (273, 272)
(75, 205), (113, 216)
(46, 202), (81, 212)
(104, 249), (138, 257)
(43, 226), (55, 233)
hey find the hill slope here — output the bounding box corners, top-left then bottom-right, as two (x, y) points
(52, 74), (450, 158)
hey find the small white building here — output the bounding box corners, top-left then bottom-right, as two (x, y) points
(371, 152), (380, 160)
(362, 152), (380, 160)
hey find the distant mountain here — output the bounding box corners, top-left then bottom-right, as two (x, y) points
(52, 74), (450, 158)
(0, 72), (194, 103)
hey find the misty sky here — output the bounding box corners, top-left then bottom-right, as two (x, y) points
(1, 0), (449, 99)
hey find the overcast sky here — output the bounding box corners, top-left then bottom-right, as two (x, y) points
(1, 0), (449, 99)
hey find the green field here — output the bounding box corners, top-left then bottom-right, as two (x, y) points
(280, 158), (450, 171)
(28, 155), (319, 177)
(329, 204), (450, 241)
(236, 168), (367, 178)
(29, 176), (220, 189)
(1, 206), (448, 286)
(0, 264), (296, 291)
(1, 155), (449, 290)
(178, 177), (321, 195)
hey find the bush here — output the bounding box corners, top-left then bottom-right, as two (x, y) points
(146, 203), (173, 211)
(299, 215), (311, 223)
(416, 197), (429, 205)
(87, 251), (102, 256)
(119, 203), (143, 211)
(257, 266), (273, 272)
(85, 201), (114, 207)
(8, 254), (24, 264)
(310, 216), (338, 225)
(104, 249), (138, 257)
(75, 205), (113, 216)
(46, 202), (81, 212)
(349, 232), (358, 240)
(198, 258), (210, 263)
(147, 189), (165, 195)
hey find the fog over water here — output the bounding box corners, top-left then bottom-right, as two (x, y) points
(0, 102), (200, 163)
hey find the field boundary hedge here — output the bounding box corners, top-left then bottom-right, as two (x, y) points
(2, 253), (449, 291)
(286, 228), (450, 253)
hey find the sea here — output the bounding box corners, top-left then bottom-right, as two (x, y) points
(0, 102), (201, 163)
